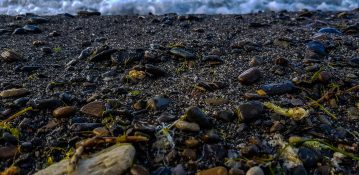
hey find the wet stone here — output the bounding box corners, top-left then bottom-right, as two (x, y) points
(13, 97), (30, 107)
(144, 64), (167, 78)
(147, 96), (170, 110)
(172, 164), (186, 175)
(1, 49), (22, 62)
(27, 17), (49, 24)
(237, 101), (264, 122)
(22, 24), (41, 33)
(214, 110), (235, 122)
(78, 47), (94, 59)
(203, 55), (224, 65)
(238, 67), (261, 85)
(197, 166), (228, 175)
(111, 49), (144, 66)
(80, 101), (105, 117)
(174, 120), (200, 132)
(52, 106), (76, 118)
(318, 27), (341, 34)
(297, 147), (320, 168)
(185, 106), (211, 128)
(290, 165), (308, 175)
(0, 146), (18, 159)
(240, 144), (259, 157)
(170, 48), (196, 59)
(185, 137), (200, 148)
(2, 132), (18, 145)
(245, 166), (264, 175)
(0, 88), (28, 98)
(32, 98), (62, 110)
(131, 164), (150, 175)
(261, 81), (296, 95)
(305, 41), (326, 59)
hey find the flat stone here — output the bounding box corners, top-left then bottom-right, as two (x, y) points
(23, 24), (41, 33)
(1, 49), (22, 62)
(0, 88), (29, 98)
(52, 106), (76, 118)
(197, 166), (228, 175)
(170, 48), (196, 59)
(147, 96), (170, 110)
(35, 144), (135, 175)
(261, 81), (296, 95)
(185, 106), (211, 128)
(237, 101), (264, 122)
(238, 67), (261, 85)
(80, 101), (105, 117)
(174, 120), (200, 132)
(246, 166), (264, 175)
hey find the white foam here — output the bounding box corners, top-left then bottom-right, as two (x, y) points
(0, 0), (358, 16)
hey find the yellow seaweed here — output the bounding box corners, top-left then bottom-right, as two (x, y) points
(263, 102), (308, 120)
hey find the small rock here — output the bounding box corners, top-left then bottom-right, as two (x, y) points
(318, 28), (341, 34)
(184, 137), (200, 148)
(131, 164), (150, 175)
(0, 146), (18, 159)
(261, 81), (296, 95)
(245, 166), (263, 175)
(2, 132), (18, 144)
(70, 123), (103, 132)
(238, 67), (261, 85)
(181, 149), (197, 160)
(147, 96), (170, 110)
(170, 48), (196, 59)
(35, 144), (135, 175)
(80, 101), (105, 117)
(27, 17), (49, 24)
(144, 64), (167, 78)
(33, 40), (47, 46)
(237, 101), (264, 122)
(52, 106), (76, 118)
(32, 98), (62, 109)
(22, 24), (41, 33)
(318, 71), (331, 83)
(185, 106), (211, 128)
(0, 88), (29, 98)
(89, 49), (117, 62)
(205, 98), (228, 106)
(214, 110), (235, 122)
(1, 49), (22, 62)
(305, 41), (326, 59)
(172, 164), (186, 175)
(290, 165), (308, 175)
(240, 144), (259, 157)
(202, 130), (221, 143)
(93, 127), (110, 136)
(347, 107), (359, 120)
(49, 31), (60, 37)
(297, 147), (320, 168)
(349, 57), (359, 67)
(197, 166), (228, 175)
(174, 120), (200, 132)
(229, 168), (244, 175)
(203, 55), (224, 65)
(78, 47), (94, 59)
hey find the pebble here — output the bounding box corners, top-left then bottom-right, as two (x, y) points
(174, 120), (200, 132)
(70, 123), (103, 132)
(205, 98), (228, 106)
(13, 97), (30, 107)
(144, 64), (167, 78)
(0, 88), (29, 98)
(89, 49), (117, 62)
(172, 164), (186, 175)
(214, 110), (236, 122)
(184, 137), (200, 148)
(0, 146), (18, 159)
(22, 24), (41, 33)
(305, 41), (326, 59)
(290, 165), (308, 175)
(237, 101), (264, 122)
(80, 101), (105, 117)
(33, 40), (47, 46)
(261, 81), (296, 95)
(2, 132), (18, 145)
(185, 106), (211, 128)
(12, 28), (27, 34)
(52, 106), (76, 118)
(318, 71), (331, 83)
(41, 47), (52, 54)
(347, 107), (359, 120)
(49, 31), (60, 37)
(318, 27), (341, 34)
(181, 148), (197, 160)
(197, 166), (228, 175)
(170, 48), (196, 59)
(1, 49), (22, 62)
(32, 98), (62, 109)
(93, 127), (110, 136)
(147, 96), (170, 110)
(245, 166), (264, 175)
(78, 47), (94, 59)
(131, 164), (150, 175)
(202, 130), (221, 143)
(203, 55), (224, 65)
(349, 57), (359, 67)
(27, 17), (49, 24)
(240, 144), (259, 157)
(298, 147), (320, 168)
(229, 168), (244, 175)
(238, 67), (261, 84)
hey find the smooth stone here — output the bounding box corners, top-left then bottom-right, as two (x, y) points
(202, 130), (221, 143)
(70, 123), (103, 132)
(0, 146), (17, 159)
(238, 67), (261, 84)
(35, 144), (135, 175)
(89, 49), (117, 62)
(237, 101), (263, 122)
(52, 106), (76, 118)
(111, 49), (144, 66)
(32, 98), (62, 109)
(185, 106), (211, 128)
(261, 81), (296, 95)
(78, 47), (94, 59)
(93, 127), (110, 136)
(2, 132), (18, 144)
(245, 166), (264, 175)
(13, 97), (30, 107)
(147, 96), (170, 110)
(1, 49), (22, 62)
(229, 168), (244, 175)
(214, 110), (236, 122)
(349, 57), (359, 67)
(181, 148), (197, 160)
(306, 41), (326, 56)
(174, 120), (200, 132)
(12, 28), (27, 34)
(144, 64), (167, 77)
(80, 101), (105, 117)
(347, 107), (359, 120)
(203, 55), (224, 65)
(27, 17), (49, 24)
(0, 88), (28, 98)
(297, 147), (320, 168)
(131, 164), (150, 175)
(318, 27), (341, 34)
(170, 48), (196, 59)
(22, 24), (41, 33)
(197, 166), (228, 175)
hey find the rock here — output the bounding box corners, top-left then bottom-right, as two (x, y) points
(77, 11), (101, 17)
(298, 147), (320, 168)
(35, 144), (135, 175)
(305, 41), (326, 59)
(27, 17), (49, 24)
(349, 57), (359, 67)
(0, 146), (18, 159)
(197, 166), (228, 175)
(174, 120), (200, 132)
(184, 137), (200, 148)
(181, 148), (197, 160)
(318, 71), (331, 83)
(144, 64), (167, 77)
(0, 88), (28, 98)
(49, 31), (60, 37)
(240, 144), (259, 157)
(245, 166), (263, 175)
(205, 98), (228, 106)
(202, 130), (221, 143)
(214, 110), (236, 122)
(52, 106), (76, 118)
(195, 81), (226, 92)
(32, 98), (62, 109)
(229, 168), (244, 175)
(151, 166), (172, 175)
(78, 47), (94, 59)
(111, 49), (144, 66)
(1, 49), (22, 62)
(70, 123), (102, 132)
(317, 165), (330, 175)
(22, 24), (41, 33)
(131, 165), (150, 175)
(147, 96), (170, 110)
(12, 28), (27, 34)
(170, 48), (196, 59)
(89, 49), (117, 62)
(13, 97), (30, 107)
(261, 81), (296, 95)
(2, 132), (18, 145)
(318, 28), (341, 34)
(203, 55), (224, 65)
(157, 112), (177, 122)
(185, 106), (211, 128)
(33, 40), (47, 46)
(172, 164), (186, 175)
(80, 101), (105, 117)
(238, 67), (261, 85)
(93, 127), (110, 136)
(237, 101), (264, 122)
(347, 107), (359, 120)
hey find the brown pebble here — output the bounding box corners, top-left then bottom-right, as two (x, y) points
(182, 149), (197, 160)
(238, 67), (261, 85)
(93, 127), (110, 136)
(0, 88), (29, 98)
(0, 146), (17, 159)
(174, 120), (200, 132)
(185, 137), (200, 148)
(80, 101), (105, 117)
(52, 106), (76, 118)
(130, 164), (150, 175)
(1, 49), (22, 62)
(197, 166), (228, 175)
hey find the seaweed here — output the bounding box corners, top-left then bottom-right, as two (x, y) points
(263, 102), (309, 120)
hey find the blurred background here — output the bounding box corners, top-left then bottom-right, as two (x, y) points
(0, 0), (358, 15)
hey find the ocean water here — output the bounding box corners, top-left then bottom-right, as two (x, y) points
(0, 0), (358, 15)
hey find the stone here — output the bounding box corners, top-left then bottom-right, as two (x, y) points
(347, 107), (359, 120)
(147, 96), (170, 110)
(89, 49), (117, 62)
(70, 123), (102, 132)
(172, 164), (186, 175)
(305, 41), (326, 59)
(181, 149), (197, 160)
(0, 88), (28, 98)
(78, 47), (94, 59)
(214, 110), (236, 122)
(1, 49), (22, 62)
(170, 48), (196, 59)
(185, 106), (211, 128)
(229, 168), (244, 175)
(131, 164), (150, 175)
(237, 101), (264, 122)
(52, 106), (76, 118)
(93, 127), (110, 136)
(203, 55), (224, 65)
(318, 28), (341, 34)
(349, 57), (359, 67)
(34, 144), (135, 175)
(197, 166), (228, 175)
(174, 121), (200, 132)
(12, 28), (27, 34)
(32, 98), (62, 109)
(245, 166), (264, 175)
(184, 137), (200, 148)
(0, 146), (18, 159)
(22, 24), (41, 33)
(261, 81), (296, 95)
(27, 17), (49, 24)
(238, 67), (261, 85)
(80, 101), (105, 117)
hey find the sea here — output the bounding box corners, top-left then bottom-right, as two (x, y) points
(0, 0), (358, 16)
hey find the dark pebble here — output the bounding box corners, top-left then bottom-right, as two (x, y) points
(70, 123), (102, 132)
(298, 147), (320, 168)
(77, 11), (101, 17)
(318, 27), (341, 34)
(202, 55), (224, 65)
(89, 49), (117, 62)
(290, 165), (307, 175)
(213, 110), (235, 122)
(237, 101), (264, 122)
(349, 57), (359, 67)
(27, 17), (49, 24)
(238, 67), (261, 85)
(261, 81), (296, 95)
(2, 132), (18, 145)
(22, 24), (41, 33)
(185, 106), (211, 128)
(147, 96), (170, 110)
(170, 48), (196, 59)
(31, 98), (62, 110)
